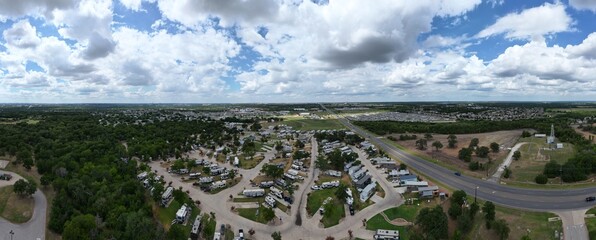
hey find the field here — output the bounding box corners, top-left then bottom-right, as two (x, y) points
(385, 130), (523, 178)
(586, 207), (596, 239)
(507, 137), (576, 183)
(0, 186), (34, 223)
(469, 205), (562, 240)
(237, 207), (270, 224)
(153, 198), (200, 236)
(366, 204), (420, 239)
(306, 188), (336, 216)
(278, 116), (345, 130)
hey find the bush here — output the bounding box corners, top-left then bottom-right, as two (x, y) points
(535, 174), (548, 184)
(502, 168), (511, 179)
(468, 161), (480, 171)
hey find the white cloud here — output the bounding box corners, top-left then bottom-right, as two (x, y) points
(477, 3), (573, 40)
(2, 20), (41, 49)
(569, 0), (596, 12)
(119, 0), (143, 11)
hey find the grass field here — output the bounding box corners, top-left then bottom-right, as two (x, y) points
(468, 205), (562, 240)
(586, 208), (596, 239)
(239, 154), (265, 169)
(201, 214), (217, 240)
(508, 137), (576, 183)
(0, 186), (34, 223)
(365, 204), (419, 239)
(306, 188), (336, 215)
(237, 207), (270, 224)
(283, 118), (345, 130)
(153, 198), (200, 236)
(321, 201), (345, 228)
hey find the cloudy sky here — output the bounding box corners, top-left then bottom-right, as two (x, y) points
(0, 0), (595, 103)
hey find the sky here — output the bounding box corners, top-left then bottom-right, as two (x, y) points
(0, 0), (595, 103)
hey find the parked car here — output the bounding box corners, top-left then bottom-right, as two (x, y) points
(311, 185), (320, 190)
(349, 205), (355, 216)
(0, 173), (12, 181)
(454, 172), (461, 176)
(238, 229), (244, 239)
(586, 196), (596, 202)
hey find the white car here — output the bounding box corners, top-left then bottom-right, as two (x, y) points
(311, 185), (320, 190)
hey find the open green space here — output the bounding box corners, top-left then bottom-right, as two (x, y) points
(366, 214), (410, 239)
(237, 207), (270, 224)
(508, 137), (576, 183)
(154, 199), (200, 236)
(0, 186), (34, 223)
(321, 202), (345, 228)
(306, 188), (336, 215)
(586, 208), (596, 239)
(366, 204), (419, 239)
(283, 118), (345, 130)
(201, 214), (217, 240)
(233, 196), (264, 203)
(468, 205), (562, 240)
(239, 155), (265, 169)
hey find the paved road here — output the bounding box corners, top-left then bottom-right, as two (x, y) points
(489, 142), (527, 182)
(0, 170), (47, 240)
(555, 210), (589, 240)
(331, 112), (596, 211)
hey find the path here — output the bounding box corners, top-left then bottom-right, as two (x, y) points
(489, 142), (526, 183)
(555, 210), (589, 240)
(0, 170), (47, 240)
(379, 212), (412, 227)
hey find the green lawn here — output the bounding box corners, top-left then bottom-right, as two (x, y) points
(239, 155), (265, 169)
(508, 137), (576, 183)
(154, 199), (200, 237)
(306, 188), (336, 215)
(233, 196), (264, 202)
(0, 186), (34, 223)
(321, 200), (345, 228)
(237, 207), (271, 224)
(586, 208), (596, 239)
(383, 205), (419, 222)
(283, 118), (345, 130)
(201, 214), (217, 240)
(366, 214), (410, 239)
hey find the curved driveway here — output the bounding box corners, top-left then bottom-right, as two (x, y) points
(336, 116), (596, 211)
(0, 170), (47, 240)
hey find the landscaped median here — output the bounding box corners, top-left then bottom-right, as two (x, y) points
(0, 185), (34, 223)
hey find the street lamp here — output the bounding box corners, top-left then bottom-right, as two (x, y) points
(474, 186), (479, 203)
(9, 230), (14, 240)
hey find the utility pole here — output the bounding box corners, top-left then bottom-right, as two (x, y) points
(475, 186), (478, 203)
(560, 165), (563, 185)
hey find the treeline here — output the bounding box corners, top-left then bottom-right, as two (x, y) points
(354, 117), (584, 144)
(0, 111), (241, 239)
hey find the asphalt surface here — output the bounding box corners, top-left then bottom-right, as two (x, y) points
(336, 116), (596, 211)
(0, 170), (47, 240)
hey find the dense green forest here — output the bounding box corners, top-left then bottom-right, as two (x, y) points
(0, 110), (233, 239)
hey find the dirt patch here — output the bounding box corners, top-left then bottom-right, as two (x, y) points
(572, 125), (596, 143)
(388, 130), (524, 177)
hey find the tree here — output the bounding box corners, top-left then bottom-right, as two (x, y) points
(521, 130), (532, 138)
(490, 142), (500, 153)
(152, 183), (165, 202)
(447, 134), (458, 148)
(457, 211), (473, 233)
(543, 160), (561, 178)
(535, 174), (548, 184)
(415, 205), (448, 240)
(521, 234), (532, 240)
(469, 161), (480, 171)
(171, 159), (185, 171)
(424, 133), (433, 140)
(294, 140), (305, 149)
(483, 201), (496, 229)
(62, 214), (97, 240)
(432, 141), (443, 151)
(476, 146), (490, 158)
(448, 203), (462, 219)
(261, 164), (283, 178)
(271, 231), (282, 240)
(458, 148), (473, 162)
(315, 156), (330, 171)
(22, 157), (34, 170)
(335, 184), (349, 203)
(261, 206), (275, 222)
(512, 150), (521, 160)
(415, 139), (427, 150)
(452, 190), (467, 205)
(469, 202), (479, 219)
(493, 219), (510, 240)
(13, 179), (36, 197)
(503, 167), (512, 178)
(40, 174), (52, 187)
(469, 138), (479, 148)
(167, 224), (186, 240)
(399, 163), (407, 170)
